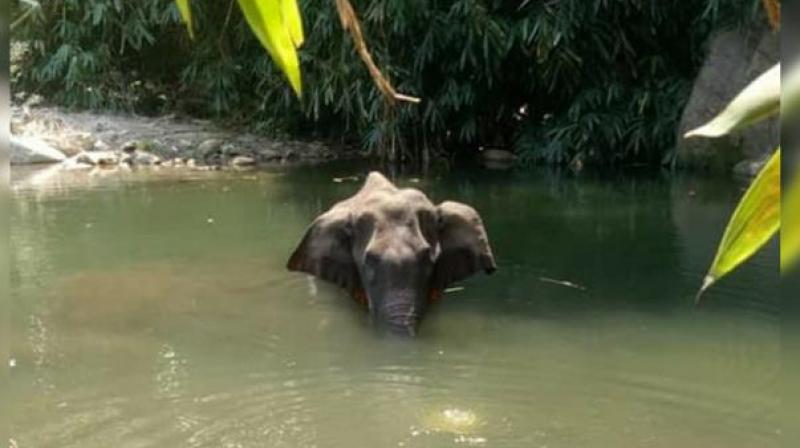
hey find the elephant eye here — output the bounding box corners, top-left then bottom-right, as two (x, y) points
(415, 211), (436, 242)
(416, 209), (434, 225)
(356, 212), (376, 227)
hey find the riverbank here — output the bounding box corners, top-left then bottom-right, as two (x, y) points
(10, 103), (364, 170)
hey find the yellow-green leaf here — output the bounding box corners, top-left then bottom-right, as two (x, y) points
(685, 63), (780, 138)
(175, 0), (194, 40)
(698, 148), (780, 300)
(237, 0), (302, 97)
(782, 166), (800, 273)
(280, 0), (304, 47)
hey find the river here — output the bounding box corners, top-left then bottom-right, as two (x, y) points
(8, 164), (779, 447)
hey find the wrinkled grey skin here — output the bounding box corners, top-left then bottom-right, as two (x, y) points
(288, 172), (496, 335)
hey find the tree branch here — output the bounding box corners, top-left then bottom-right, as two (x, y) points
(334, 0), (421, 106)
(761, 0), (780, 30)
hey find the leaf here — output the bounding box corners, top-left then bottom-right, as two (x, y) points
(175, 0), (194, 40)
(281, 0), (304, 47)
(782, 61), (800, 120)
(782, 166), (800, 273)
(237, 0), (302, 97)
(698, 149), (780, 300)
(685, 63), (780, 138)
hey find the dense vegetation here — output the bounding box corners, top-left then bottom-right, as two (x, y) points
(11, 0), (762, 166)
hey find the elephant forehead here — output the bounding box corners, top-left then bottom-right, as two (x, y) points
(367, 226), (431, 257)
(359, 188), (435, 220)
(356, 192), (435, 253)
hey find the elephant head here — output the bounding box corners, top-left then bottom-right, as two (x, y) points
(287, 172), (496, 335)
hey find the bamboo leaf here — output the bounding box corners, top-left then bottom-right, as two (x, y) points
(685, 63), (780, 138)
(281, 0), (304, 47)
(237, 0), (303, 97)
(175, 0), (194, 40)
(782, 166), (800, 273)
(698, 148), (780, 300)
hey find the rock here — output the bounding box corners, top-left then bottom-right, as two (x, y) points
(72, 132), (96, 154)
(94, 140), (111, 152)
(258, 148), (282, 161)
(75, 150), (119, 166)
(302, 142), (326, 159)
(479, 148), (517, 170)
(479, 148), (517, 162)
(283, 149), (298, 161)
(23, 94), (44, 108)
(482, 160), (515, 170)
(221, 143), (242, 157)
(120, 140), (139, 153)
(568, 153), (585, 172)
(61, 157), (93, 171)
(230, 155), (256, 167)
(43, 131), (95, 157)
(197, 138), (224, 159)
(133, 150), (161, 166)
(676, 27), (779, 171)
(10, 135), (67, 165)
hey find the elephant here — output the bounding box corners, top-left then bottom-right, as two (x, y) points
(287, 171), (496, 335)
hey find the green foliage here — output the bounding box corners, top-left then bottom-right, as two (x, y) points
(232, 0), (305, 96)
(12, 0), (762, 163)
(12, 0), (184, 113)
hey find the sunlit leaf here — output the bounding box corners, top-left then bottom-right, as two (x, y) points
(281, 0), (304, 47)
(782, 61), (800, 120)
(175, 0), (194, 40)
(698, 148), (780, 300)
(237, 0), (303, 97)
(685, 63), (780, 138)
(782, 166), (800, 273)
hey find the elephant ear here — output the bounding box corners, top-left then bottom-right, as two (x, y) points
(287, 207), (362, 294)
(432, 201), (496, 289)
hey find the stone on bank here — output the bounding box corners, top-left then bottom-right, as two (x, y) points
(10, 135), (67, 165)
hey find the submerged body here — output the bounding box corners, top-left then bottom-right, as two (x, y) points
(288, 171), (496, 334)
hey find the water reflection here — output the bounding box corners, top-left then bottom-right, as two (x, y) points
(9, 164), (779, 447)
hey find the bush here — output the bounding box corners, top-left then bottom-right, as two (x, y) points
(11, 0), (762, 165)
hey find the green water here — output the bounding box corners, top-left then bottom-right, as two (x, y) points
(9, 164), (779, 447)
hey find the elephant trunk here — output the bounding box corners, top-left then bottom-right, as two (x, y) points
(374, 290), (423, 336)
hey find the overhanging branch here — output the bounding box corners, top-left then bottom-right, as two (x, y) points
(334, 0), (421, 106)
(761, 0), (780, 30)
